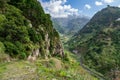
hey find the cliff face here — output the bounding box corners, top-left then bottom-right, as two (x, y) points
(0, 0), (64, 61)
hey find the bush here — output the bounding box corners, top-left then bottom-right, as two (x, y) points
(0, 41), (5, 53)
(0, 41), (10, 62)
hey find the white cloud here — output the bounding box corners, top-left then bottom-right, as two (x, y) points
(118, 5), (120, 8)
(102, 0), (115, 3)
(85, 4), (91, 9)
(39, 0), (79, 18)
(95, 1), (103, 6)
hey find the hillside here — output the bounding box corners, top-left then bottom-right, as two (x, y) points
(68, 6), (120, 49)
(0, 51), (99, 80)
(0, 0), (99, 80)
(67, 6), (120, 79)
(0, 0), (64, 61)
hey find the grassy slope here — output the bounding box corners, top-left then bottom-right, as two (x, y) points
(0, 53), (98, 80)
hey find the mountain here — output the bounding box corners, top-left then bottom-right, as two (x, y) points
(0, 0), (100, 80)
(67, 6), (120, 79)
(66, 17), (89, 35)
(52, 16), (89, 36)
(0, 0), (64, 61)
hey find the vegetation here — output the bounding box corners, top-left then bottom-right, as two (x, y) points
(2, 0), (119, 79)
(0, 0), (99, 80)
(0, 51), (98, 80)
(0, 0), (64, 59)
(67, 6), (120, 79)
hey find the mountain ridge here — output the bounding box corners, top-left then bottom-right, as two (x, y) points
(52, 15), (89, 36)
(67, 6), (120, 79)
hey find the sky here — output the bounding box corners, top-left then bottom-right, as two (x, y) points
(39, 0), (120, 18)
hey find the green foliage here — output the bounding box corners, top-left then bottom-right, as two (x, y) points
(68, 6), (120, 46)
(0, 50), (98, 80)
(0, 41), (5, 53)
(3, 41), (27, 59)
(0, 41), (10, 62)
(4, 41), (17, 56)
(28, 28), (42, 43)
(0, 0), (8, 9)
(79, 26), (120, 79)
(0, 4), (32, 59)
(36, 57), (98, 80)
(0, 14), (6, 22)
(0, 0), (63, 59)
(8, 0), (45, 27)
(67, 6), (120, 79)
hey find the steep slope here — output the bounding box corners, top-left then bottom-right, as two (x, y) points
(52, 16), (89, 36)
(66, 17), (89, 36)
(0, 54), (99, 80)
(0, 0), (64, 61)
(76, 6), (120, 35)
(81, 22), (120, 79)
(0, 0), (102, 80)
(67, 6), (120, 79)
(68, 6), (120, 49)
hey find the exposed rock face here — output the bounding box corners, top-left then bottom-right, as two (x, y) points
(45, 33), (50, 59)
(54, 41), (64, 57)
(0, 0), (64, 60)
(28, 49), (40, 62)
(27, 32), (64, 61)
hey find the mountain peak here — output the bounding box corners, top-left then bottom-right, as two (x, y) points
(67, 6), (120, 79)
(76, 6), (120, 35)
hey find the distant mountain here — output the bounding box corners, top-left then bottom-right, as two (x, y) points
(67, 6), (120, 79)
(75, 6), (120, 36)
(52, 16), (89, 36)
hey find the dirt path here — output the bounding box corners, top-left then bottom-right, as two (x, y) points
(0, 61), (39, 80)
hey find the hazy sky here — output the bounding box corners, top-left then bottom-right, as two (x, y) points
(39, 0), (120, 18)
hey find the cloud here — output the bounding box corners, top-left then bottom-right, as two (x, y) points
(39, 0), (79, 18)
(102, 0), (115, 3)
(95, 1), (103, 6)
(118, 5), (120, 8)
(85, 4), (91, 9)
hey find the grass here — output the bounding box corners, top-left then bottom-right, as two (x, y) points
(0, 52), (99, 80)
(36, 58), (98, 80)
(0, 61), (38, 80)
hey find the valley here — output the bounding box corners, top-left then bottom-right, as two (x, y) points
(67, 6), (120, 80)
(0, 0), (120, 80)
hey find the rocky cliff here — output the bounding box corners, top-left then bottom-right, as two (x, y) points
(0, 0), (64, 62)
